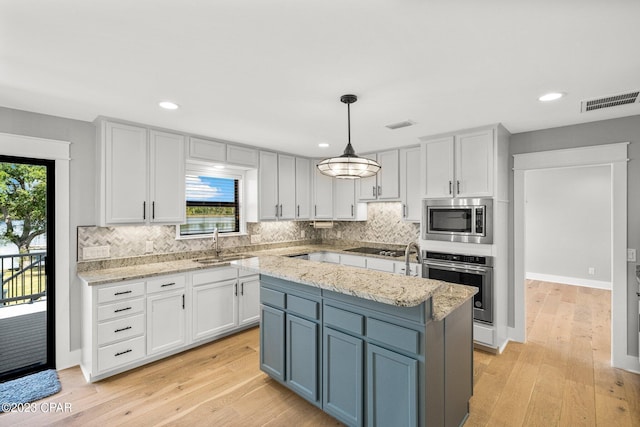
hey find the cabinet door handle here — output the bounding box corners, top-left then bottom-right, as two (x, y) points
(275, 205), (279, 217)
(314, 205), (317, 216)
(279, 204), (283, 217)
(377, 185), (382, 196)
(115, 349), (132, 357)
(152, 201), (155, 219)
(114, 326), (132, 333)
(297, 205), (300, 217)
(161, 282), (175, 287)
(351, 204), (354, 217)
(143, 201), (146, 220)
(403, 204), (407, 218)
(457, 180), (460, 194)
(182, 294), (185, 309)
(234, 283), (238, 296)
(114, 307), (132, 313)
(372, 186), (376, 197)
(114, 290), (132, 296)
(240, 282), (244, 295)
(448, 181), (452, 195)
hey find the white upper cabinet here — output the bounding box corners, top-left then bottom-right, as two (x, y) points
(103, 122), (148, 224)
(259, 152), (296, 220)
(358, 150), (400, 201)
(399, 146), (421, 222)
(227, 145), (258, 168)
(334, 179), (356, 220)
(421, 128), (494, 198)
(97, 120), (185, 226)
(295, 157), (311, 220)
(188, 137), (226, 162)
(150, 130), (186, 223)
(259, 151), (279, 220)
(455, 130), (494, 198)
(313, 161), (334, 219)
(277, 154), (296, 219)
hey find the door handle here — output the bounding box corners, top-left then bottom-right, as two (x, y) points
(241, 282), (244, 296)
(152, 201), (155, 219)
(448, 181), (452, 195)
(234, 283), (238, 296)
(279, 204), (283, 217)
(297, 205), (300, 217)
(275, 205), (279, 217)
(351, 205), (354, 217)
(457, 180), (460, 194)
(377, 186), (382, 196)
(372, 186), (376, 197)
(143, 201), (146, 220)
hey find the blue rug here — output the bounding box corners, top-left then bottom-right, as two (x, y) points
(0, 370), (61, 412)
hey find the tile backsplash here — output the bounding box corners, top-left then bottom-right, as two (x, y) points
(77, 202), (419, 261)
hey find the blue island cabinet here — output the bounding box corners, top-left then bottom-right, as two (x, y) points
(259, 275), (322, 408)
(259, 275), (473, 427)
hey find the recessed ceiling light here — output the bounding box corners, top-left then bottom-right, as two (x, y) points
(538, 92), (565, 102)
(318, 143), (330, 148)
(214, 165), (225, 169)
(159, 101), (179, 110)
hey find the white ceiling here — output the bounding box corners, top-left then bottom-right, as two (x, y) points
(2, 1), (640, 157)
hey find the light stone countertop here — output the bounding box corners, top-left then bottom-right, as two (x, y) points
(77, 243), (477, 321)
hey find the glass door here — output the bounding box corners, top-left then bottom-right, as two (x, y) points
(0, 155), (55, 381)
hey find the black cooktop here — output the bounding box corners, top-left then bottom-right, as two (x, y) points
(344, 247), (401, 257)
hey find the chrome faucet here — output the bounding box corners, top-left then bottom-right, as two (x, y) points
(404, 242), (422, 276)
(213, 227), (221, 258)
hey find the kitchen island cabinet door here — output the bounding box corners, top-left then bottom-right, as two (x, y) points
(286, 314), (320, 406)
(367, 344), (418, 427)
(323, 327), (364, 427)
(260, 304), (285, 381)
(147, 289), (186, 355)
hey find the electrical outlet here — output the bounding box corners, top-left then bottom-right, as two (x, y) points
(251, 234), (262, 244)
(627, 248), (636, 262)
(83, 245), (110, 260)
(145, 241), (153, 253)
(336, 230), (342, 238)
(588, 267), (595, 275)
(301, 230), (306, 239)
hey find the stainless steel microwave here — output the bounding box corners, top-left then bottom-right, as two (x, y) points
(422, 198), (493, 244)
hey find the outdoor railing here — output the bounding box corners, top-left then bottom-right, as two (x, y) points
(0, 252), (46, 306)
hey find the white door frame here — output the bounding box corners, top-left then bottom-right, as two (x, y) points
(513, 142), (637, 371)
(0, 132), (74, 369)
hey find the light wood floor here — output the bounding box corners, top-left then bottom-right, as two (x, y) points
(2, 280), (639, 426)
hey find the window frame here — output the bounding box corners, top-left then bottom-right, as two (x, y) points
(176, 163), (247, 239)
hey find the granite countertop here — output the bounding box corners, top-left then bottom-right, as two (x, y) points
(77, 243), (477, 321)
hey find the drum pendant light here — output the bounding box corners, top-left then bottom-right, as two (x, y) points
(317, 94), (381, 179)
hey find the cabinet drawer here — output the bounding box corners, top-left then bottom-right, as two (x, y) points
(238, 269), (257, 278)
(473, 323), (495, 346)
(98, 298), (145, 322)
(288, 295), (319, 320)
(340, 254), (366, 268)
(367, 318), (419, 354)
(97, 281), (145, 304)
(98, 335), (145, 373)
(261, 287), (286, 309)
(192, 268), (238, 286)
(147, 274), (186, 294)
(97, 313), (145, 346)
(324, 305), (364, 336)
(366, 258), (395, 273)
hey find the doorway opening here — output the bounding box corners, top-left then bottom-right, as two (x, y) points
(513, 142), (629, 370)
(0, 155), (56, 381)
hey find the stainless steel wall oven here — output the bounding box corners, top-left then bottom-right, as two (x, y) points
(422, 251), (493, 324)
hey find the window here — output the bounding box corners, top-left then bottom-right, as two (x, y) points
(179, 174), (240, 236)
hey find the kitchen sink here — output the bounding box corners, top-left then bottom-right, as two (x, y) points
(195, 254), (252, 265)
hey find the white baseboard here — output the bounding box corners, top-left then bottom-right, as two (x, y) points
(613, 353), (640, 374)
(57, 349), (81, 371)
(526, 272), (611, 290)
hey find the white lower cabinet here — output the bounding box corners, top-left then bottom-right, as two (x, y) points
(238, 274), (260, 326)
(192, 278), (238, 341)
(81, 266), (260, 382)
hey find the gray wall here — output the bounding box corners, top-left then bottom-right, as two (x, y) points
(525, 165), (611, 284)
(510, 114), (640, 357)
(0, 107), (96, 350)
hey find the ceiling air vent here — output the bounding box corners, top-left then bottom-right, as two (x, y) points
(581, 91), (639, 113)
(385, 120), (415, 130)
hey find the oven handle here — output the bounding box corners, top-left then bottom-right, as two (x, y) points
(424, 260), (492, 274)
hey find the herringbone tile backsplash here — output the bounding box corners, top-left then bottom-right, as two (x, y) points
(77, 202), (419, 261)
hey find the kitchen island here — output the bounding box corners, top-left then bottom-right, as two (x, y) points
(233, 255), (477, 427)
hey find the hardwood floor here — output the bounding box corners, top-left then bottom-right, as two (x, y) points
(2, 280), (639, 426)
